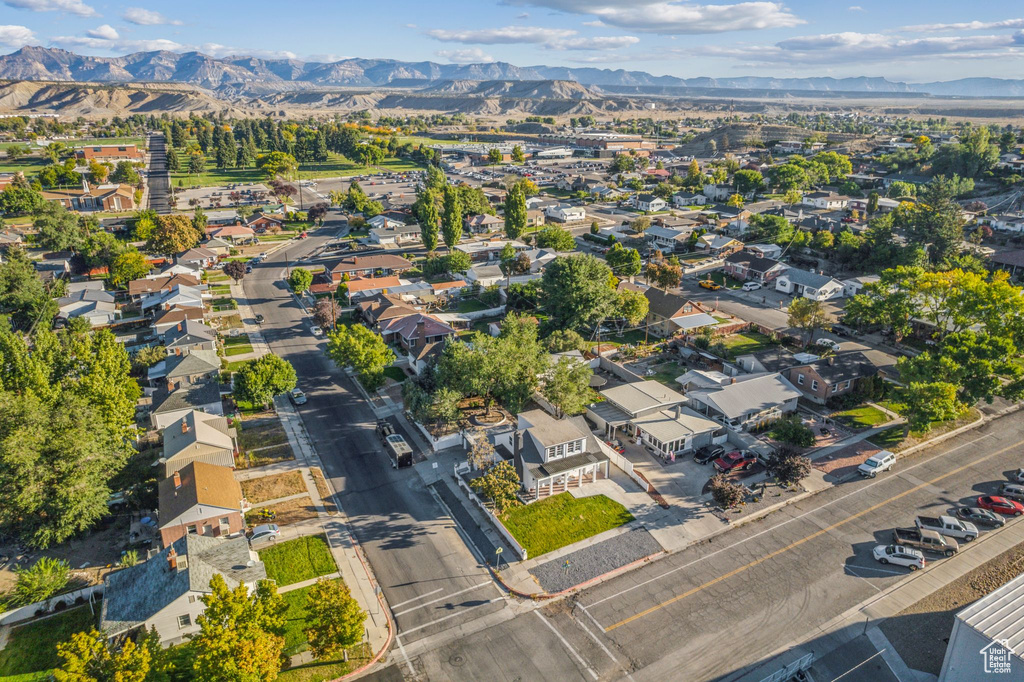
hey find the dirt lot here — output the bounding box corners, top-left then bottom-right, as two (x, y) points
(310, 468), (339, 515)
(238, 419), (289, 451)
(245, 495), (319, 527)
(880, 540), (1024, 675)
(813, 441), (880, 479)
(240, 470), (306, 505)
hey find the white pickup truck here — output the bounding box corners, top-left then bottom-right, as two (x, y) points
(916, 515), (979, 542)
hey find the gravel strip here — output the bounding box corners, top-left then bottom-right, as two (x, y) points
(529, 527), (662, 593)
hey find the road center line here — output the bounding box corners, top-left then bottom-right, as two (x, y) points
(533, 611), (599, 681)
(393, 581), (493, 617)
(603, 436), (1024, 632)
(391, 587), (444, 609)
(587, 434), (991, 609)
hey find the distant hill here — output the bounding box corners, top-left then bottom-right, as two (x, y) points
(1, 46), (1023, 98)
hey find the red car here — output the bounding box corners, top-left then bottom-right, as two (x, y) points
(713, 450), (758, 473)
(978, 495), (1024, 516)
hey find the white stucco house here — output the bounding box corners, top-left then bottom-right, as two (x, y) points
(775, 269), (845, 301)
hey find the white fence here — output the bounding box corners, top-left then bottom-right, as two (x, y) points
(0, 583), (104, 626)
(411, 418), (466, 453)
(453, 464), (529, 561)
(596, 439), (652, 493)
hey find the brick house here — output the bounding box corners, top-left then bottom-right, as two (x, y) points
(784, 351), (879, 404)
(723, 252), (788, 283)
(157, 462), (245, 547)
(327, 255), (413, 283)
(644, 288), (718, 338)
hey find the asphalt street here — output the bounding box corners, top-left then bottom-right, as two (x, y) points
(146, 132), (171, 214)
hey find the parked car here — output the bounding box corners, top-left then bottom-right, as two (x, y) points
(915, 515), (978, 542)
(892, 527), (958, 557)
(814, 338), (841, 352)
(741, 281), (762, 291)
(249, 524), (280, 544)
(713, 450), (758, 473)
(258, 252), (268, 259)
(1013, 468), (1024, 484)
(245, 265), (253, 274)
(254, 314), (265, 325)
(375, 420), (395, 442)
(1000, 483), (1024, 502)
(978, 495), (1024, 516)
(289, 388), (307, 405)
(857, 451), (896, 478)
(694, 445), (725, 465)
(872, 544), (926, 571)
(699, 279), (722, 290)
(956, 506), (1006, 528)
(311, 325), (323, 337)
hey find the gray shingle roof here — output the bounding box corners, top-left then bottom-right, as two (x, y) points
(152, 381), (221, 415)
(689, 373), (801, 420)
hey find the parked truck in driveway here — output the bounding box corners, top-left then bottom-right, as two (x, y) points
(915, 515), (979, 542)
(893, 527), (959, 557)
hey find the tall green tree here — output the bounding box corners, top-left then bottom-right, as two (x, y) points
(55, 628), (169, 682)
(414, 189), (440, 253)
(325, 324), (396, 390)
(441, 184), (463, 251)
(787, 297), (832, 346)
(304, 578), (367, 660)
(0, 247), (58, 328)
(234, 354), (297, 408)
(906, 176), (967, 266)
(34, 202), (90, 252)
(288, 268), (313, 293)
(146, 214), (200, 254)
(605, 243), (642, 278)
(503, 184), (527, 240)
(541, 254), (616, 331)
(542, 356), (593, 417)
(108, 249), (150, 287)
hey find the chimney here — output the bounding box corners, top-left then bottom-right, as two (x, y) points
(674, 404), (681, 419)
(166, 380), (175, 392)
(513, 429), (523, 461)
(181, 420), (189, 434)
(731, 377), (737, 384)
(416, 319), (426, 348)
(827, 356), (835, 366)
(167, 546), (178, 572)
(173, 470), (182, 489)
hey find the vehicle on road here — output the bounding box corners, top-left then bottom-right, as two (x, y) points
(916, 515), (978, 542)
(289, 388), (307, 405)
(999, 483), (1024, 503)
(814, 338), (841, 352)
(245, 265), (253, 274)
(254, 314), (265, 325)
(892, 527), (959, 557)
(694, 445), (725, 465)
(375, 420), (395, 442)
(385, 433), (413, 469)
(978, 495), (1024, 516)
(742, 281), (762, 291)
(258, 252), (268, 259)
(857, 450), (896, 477)
(699, 279), (722, 290)
(956, 506), (1005, 528)
(311, 325), (323, 337)
(249, 524), (280, 544)
(872, 544), (926, 570)
(713, 450), (758, 473)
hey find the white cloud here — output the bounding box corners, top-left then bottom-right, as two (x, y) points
(505, 1), (803, 34)
(516, 12), (529, 18)
(582, 20), (604, 27)
(556, 35), (640, 50)
(86, 24), (118, 40)
(848, 5), (863, 10)
(901, 18), (1024, 33)
(436, 48), (495, 64)
(51, 35), (184, 52)
(0, 24), (35, 48)
(425, 25), (576, 44)
(122, 7), (182, 26)
(4, 0), (96, 17)
(198, 43), (298, 59)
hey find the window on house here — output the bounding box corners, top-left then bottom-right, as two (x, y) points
(186, 524), (198, 535)
(811, 380), (819, 391)
(188, 595), (197, 604)
(220, 517), (230, 525)
(178, 614), (192, 629)
(844, 380), (852, 390)
(566, 440), (582, 455)
(797, 374), (805, 385)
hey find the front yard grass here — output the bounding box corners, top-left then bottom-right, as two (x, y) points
(0, 606), (96, 676)
(383, 366), (407, 383)
(240, 470), (306, 504)
(502, 493), (634, 557)
(238, 421), (289, 451)
(259, 535), (337, 586)
(707, 271), (743, 289)
(455, 298), (488, 313)
(718, 331), (775, 358)
(832, 405), (890, 429)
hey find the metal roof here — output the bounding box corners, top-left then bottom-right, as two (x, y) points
(958, 571), (1024, 655)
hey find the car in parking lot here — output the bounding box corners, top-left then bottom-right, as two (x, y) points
(289, 388), (307, 405)
(978, 495), (1024, 516)
(713, 450), (758, 473)
(1000, 483), (1024, 502)
(249, 524), (280, 544)
(857, 450), (896, 478)
(956, 506), (1006, 528)
(741, 281), (762, 291)
(694, 445), (725, 465)
(872, 544), (925, 571)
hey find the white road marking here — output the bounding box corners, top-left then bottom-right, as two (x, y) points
(578, 603), (607, 635)
(394, 581), (493, 617)
(586, 434), (992, 609)
(846, 564), (910, 576)
(533, 611), (599, 681)
(394, 634), (416, 677)
(391, 587), (444, 609)
(399, 598), (497, 635)
(571, 608), (637, 681)
(844, 565), (882, 592)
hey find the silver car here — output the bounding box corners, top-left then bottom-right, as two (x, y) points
(249, 524), (280, 544)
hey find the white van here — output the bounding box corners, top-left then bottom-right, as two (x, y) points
(858, 450), (896, 478)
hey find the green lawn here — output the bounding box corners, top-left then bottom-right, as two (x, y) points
(281, 584), (317, 656)
(259, 535), (337, 587)
(455, 298), (489, 313)
(719, 331), (775, 357)
(707, 271), (743, 289)
(210, 285), (232, 296)
(209, 297), (238, 311)
(587, 328), (648, 349)
(223, 358), (252, 373)
(832, 405), (890, 429)
(225, 343), (254, 357)
(0, 606), (97, 676)
(0, 156), (48, 175)
(171, 153), (424, 188)
(502, 493), (634, 557)
(649, 361), (686, 388)
(871, 425), (907, 449)
(223, 334), (252, 347)
(383, 366), (407, 383)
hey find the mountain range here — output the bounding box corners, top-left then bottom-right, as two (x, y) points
(3, 46), (1024, 98)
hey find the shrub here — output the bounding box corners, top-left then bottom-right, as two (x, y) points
(765, 448), (812, 485)
(6, 557), (71, 607)
(709, 474), (745, 509)
(770, 417), (815, 447)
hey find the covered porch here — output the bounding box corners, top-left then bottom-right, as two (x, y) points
(525, 452), (610, 500)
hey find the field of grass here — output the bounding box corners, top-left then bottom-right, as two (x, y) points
(706, 271), (744, 289)
(259, 535), (337, 586)
(719, 331), (774, 358)
(171, 153), (424, 188)
(832, 405), (891, 429)
(224, 358), (252, 373)
(0, 606), (96, 676)
(502, 493), (634, 557)
(383, 366), (407, 383)
(223, 333), (254, 357)
(871, 426), (907, 449)
(0, 156), (48, 175)
(455, 298), (489, 313)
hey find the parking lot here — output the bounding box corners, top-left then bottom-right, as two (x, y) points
(173, 182), (270, 210)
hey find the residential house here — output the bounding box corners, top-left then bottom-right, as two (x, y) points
(784, 351), (879, 405)
(327, 255), (413, 283)
(645, 225), (692, 252)
(455, 239), (529, 263)
(150, 382), (223, 430)
(369, 223), (421, 246)
(775, 269), (845, 301)
(201, 238), (232, 256)
(703, 183), (735, 202)
(41, 182), (136, 212)
(795, 214), (841, 234)
(0, 229), (24, 250)
(526, 209), (546, 228)
(176, 247), (219, 269)
(630, 405), (722, 458)
(644, 288), (717, 337)
(151, 262), (203, 280)
(545, 204), (586, 223)
(160, 410), (237, 476)
(723, 252), (788, 284)
(687, 373), (802, 431)
(380, 313), (456, 356)
(141, 285), (206, 313)
(344, 276), (403, 301)
(206, 224), (254, 244)
(157, 462), (245, 547)
(734, 348), (807, 375)
(980, 214), (1024, 234)
(848, 197), (901, 214)
(802, 191), (850, 211)
(128, 274), (201, 301)
(842, 274), (880, 298)
(989, 249), (1024, 278)
(465, 263), (540, 288)
(497, 410), (610, 500)
(356, 293), (419, 329)
(695, 234), (743, 256)
(636, 193), (666, 212)
(163, 320), (217, 355)
(464, 214), (503, 234)
(151, 307), (205, 335)
(99, 534), (265, 645)
(245, 213), (285, 234)
(745, 243), (784, 260)
(149, 350), (220, 386)
(34, 251), (72, 282)
(57, 282), (117, 327)
(673, 191), (707, 208)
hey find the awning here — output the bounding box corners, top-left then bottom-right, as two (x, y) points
(670, 312), (718, 330)
(587, 401), (631, 427)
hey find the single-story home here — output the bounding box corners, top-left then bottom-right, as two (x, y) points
(158, 462), (245, 547)
(636, 193), (666, 212)
(160, 409), (238, 477)
(723, 252), (788, 284)
(695, 234), (743, 256)
(645, 225), (692, 252)
(687, 373), (801, 431)
(784, 351), (879, 405)
(673, 191), (707, 208)
(775, 269), (845, 301)
(328, 255), (413, 282)
(644, 288), (717, 338)
(802, 191), (850, 211)
(57, 284), (117, 327)
(369, 223), (421, 246)
(545, 205), (586, 223)
(150, 382), (223, 430)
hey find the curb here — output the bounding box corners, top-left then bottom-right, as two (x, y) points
(489, 549), (666, 601)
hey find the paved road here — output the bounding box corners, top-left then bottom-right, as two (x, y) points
(146, 131), (171, 214)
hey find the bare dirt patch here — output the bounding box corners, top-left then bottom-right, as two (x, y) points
(310, 468), (339, 515)
(245, 495), (319, 527)
(813, 441), (881, 479)
(241, 470), (306, 505)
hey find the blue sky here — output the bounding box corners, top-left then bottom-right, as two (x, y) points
(1, 1), (1023, 82)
